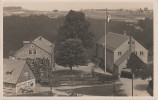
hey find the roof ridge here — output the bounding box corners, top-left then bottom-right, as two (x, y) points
(107, 32), (130, 37)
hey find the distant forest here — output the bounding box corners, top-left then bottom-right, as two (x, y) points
(3, 15), (153, 59)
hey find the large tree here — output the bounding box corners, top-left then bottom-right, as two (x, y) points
(55, 38), (87, 70)
(56, 10), (94, 48)
(55, 10), (93, 70)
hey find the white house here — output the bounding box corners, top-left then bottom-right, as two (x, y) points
(96, 32), (148, 76)
(13, 36), (55, 68)
(3, 59), (36, 96)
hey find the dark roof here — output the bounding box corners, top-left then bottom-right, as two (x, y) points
(127, 52), (146, 69)
(114, 50), (131, 66)
(97, 32), (129, 51)
(3, 59), (26, 84)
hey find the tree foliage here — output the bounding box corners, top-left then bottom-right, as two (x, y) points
(55, 38), (87, 70)
(126, 52), (145, 72)
(55, 10), (93, 70)
(26, 58), (51, 81)
(3, 14), (153, 60)
(56, 10), (94, 48)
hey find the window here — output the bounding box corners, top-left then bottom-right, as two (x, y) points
(24, 72), (29, 76)
(4, 83), (9, 87)
(118, 52), (122, 56)
(29, 50), (32, 54)
(31, 45), (34, 48)
(6, 72), (12, 75)
(135, 51), (137, 55)
(33, 50), (36, 54)
(128, 41), (130, 44)
(10, 84), (16, 88)
(140, 51), (144, 55)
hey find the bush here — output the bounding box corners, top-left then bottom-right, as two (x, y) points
(149, 80), (153, 89)
(121, 70), (132, 79)
(17, 91), (54, 96)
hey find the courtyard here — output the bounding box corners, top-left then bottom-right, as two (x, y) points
(34, 62), (151, 96)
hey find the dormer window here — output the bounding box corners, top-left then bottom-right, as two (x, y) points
(6, 69), (14, 75)
(6, 71), (12, 75)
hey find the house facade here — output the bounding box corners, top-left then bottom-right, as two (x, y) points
(13, 36), (55, 68)
(96, 32), (148, 76)
(3, 59), (35, 95)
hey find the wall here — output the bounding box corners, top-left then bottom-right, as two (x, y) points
(114, 40), (129, 62)
(106, 49), (114, 72)
(96, 43), (105, 59)
(134, 40), (148, 63)
(118, 58), (128, 74)
(14, 43), (52, 63)
(17, 63), (35, 84)
(3, 82), (16, 96)
(16, 79), (35, 94)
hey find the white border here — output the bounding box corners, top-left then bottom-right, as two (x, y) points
(1, 0), (158, 100)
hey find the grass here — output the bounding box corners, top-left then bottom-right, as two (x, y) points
(52, 69), (87, 76)
(11, 91), (54, 96)
(56, 83), (127, 96)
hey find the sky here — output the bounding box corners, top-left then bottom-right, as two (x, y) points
(3, 0), (153, 11)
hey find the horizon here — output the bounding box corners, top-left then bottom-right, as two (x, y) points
(3, 2), (153, 11)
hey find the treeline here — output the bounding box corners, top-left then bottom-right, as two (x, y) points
(3, 14), (153, 58)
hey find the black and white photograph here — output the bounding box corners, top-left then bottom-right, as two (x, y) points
(1, 0), (157, 98)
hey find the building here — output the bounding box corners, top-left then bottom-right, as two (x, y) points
(13, 36), (55, 67)
(96, 32), (148, 76)
(3, 59), (35, 95)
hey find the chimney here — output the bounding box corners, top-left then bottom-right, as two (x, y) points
(39, 36), (42, 40)
(124, 31), (126, 36)
(23, 41), (30, 46)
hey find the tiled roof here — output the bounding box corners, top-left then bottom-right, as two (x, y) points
(14, 36), (54, 55)
(3, 59), (26, 84)
(114, 50), (131, 66)
(97, 32), (129, 51)
(32, 36), (54, 54)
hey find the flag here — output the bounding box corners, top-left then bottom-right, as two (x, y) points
(106, 12), (111, 23)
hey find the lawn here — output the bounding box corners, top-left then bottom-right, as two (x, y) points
(55, 83), (127, 96)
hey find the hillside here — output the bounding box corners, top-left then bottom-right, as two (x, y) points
(3, 15), (153, 59)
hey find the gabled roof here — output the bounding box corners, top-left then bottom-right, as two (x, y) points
(114, 50), (131, 66)
(3, 59), (26, 84)
(14, 36), (54, 55)
(32, 36), (54, 54)
(126, 52), (146, 69)
(97, 32), (129, 51)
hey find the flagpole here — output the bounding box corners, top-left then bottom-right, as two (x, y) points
(105, 10), (107, 74)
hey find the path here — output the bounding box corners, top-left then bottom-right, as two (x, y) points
(118, 77), (151, 96)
